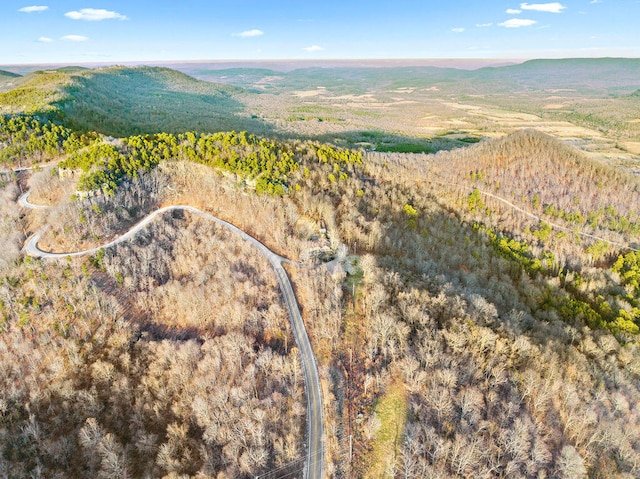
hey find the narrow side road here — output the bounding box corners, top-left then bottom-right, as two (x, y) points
(21, 198), (325, 479)
(426, 179), (639, 253)
(477, 190), (639, 252)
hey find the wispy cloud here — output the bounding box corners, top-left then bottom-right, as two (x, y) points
(38, 36), (53, 42)
(233, 29), (264, 37)
(590, 0), (601, 3)
(451, 27), (465, 33)
(499, 18), (537, 28)
(19, 5), (48, 13)
(65, 8), (128, 21)
(303, 45), (324, 52)
(520, 2), (566, 13)
(506, 8), (522, 14)
(476, 22), (493, 27)
(61, 34), (89, 42)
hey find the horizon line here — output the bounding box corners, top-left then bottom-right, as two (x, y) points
(3, 55), (640, 68)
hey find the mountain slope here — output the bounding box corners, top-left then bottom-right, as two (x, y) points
(391, 129), (640, 263)
(3, 109), (640, 478)
(0, 70), (22, 96)
(0, 69), (21, 86)
(0, 66), (269, 137)
(58, 66), (257, 136)
(435, 129), (640, 224)
(0, 70), (72, 113)
(0, 69), (20, 77)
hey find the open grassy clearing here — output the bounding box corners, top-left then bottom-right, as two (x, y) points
(363, 379), (408, 479)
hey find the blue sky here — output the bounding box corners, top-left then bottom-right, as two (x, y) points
(1, 1), (639, 64)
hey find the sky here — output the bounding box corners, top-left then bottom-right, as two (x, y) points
(1, 1), (639, 65)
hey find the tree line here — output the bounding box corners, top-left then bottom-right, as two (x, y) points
(59, 129), (362, 196)
(0, 114), (96, 167)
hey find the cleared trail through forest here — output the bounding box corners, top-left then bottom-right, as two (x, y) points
(478, 190), (639, 252)
(20, 192), (325, 479)
(427, 179), (639, 253)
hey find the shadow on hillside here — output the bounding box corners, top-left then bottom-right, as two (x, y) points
(279, 129), (483, 154)
(349, 189), (598, 351)
(58, 71), (277, 138)
(90, 265), (205, 343)
(135, 322), (205, 343)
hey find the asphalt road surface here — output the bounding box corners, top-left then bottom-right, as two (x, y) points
(22, 200), (325, 479)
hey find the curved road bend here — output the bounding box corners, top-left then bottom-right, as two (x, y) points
(22, 200), (325, 479)
(18, 191), (50, 210)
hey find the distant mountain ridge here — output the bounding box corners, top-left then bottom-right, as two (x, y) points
(1, 58), (639, 138)
(475, 57), (640, 93)
(0, 69), (22, 90)
(182, 57), (640, 95)
(5, 57), (637, 95)
(0, 69), (20, 79)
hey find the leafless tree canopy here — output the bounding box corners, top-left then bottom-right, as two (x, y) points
(2, 121), (640, 479)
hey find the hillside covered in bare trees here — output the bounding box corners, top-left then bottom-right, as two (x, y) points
(1, 63), (640, 479)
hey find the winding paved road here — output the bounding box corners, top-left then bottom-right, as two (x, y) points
(20, 195), (324, 479)
(18, 191), (50, 210)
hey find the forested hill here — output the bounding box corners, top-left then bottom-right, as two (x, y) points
(430, 129), (640, 237)
(0, 69), (20, 81)
(0, 66), (264, 137)
(0, 71), (20, 94)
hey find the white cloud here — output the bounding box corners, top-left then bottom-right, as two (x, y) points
(61, 35), (89, 42)
(520, 2), (566, 13)
(19, 5), (48, 13)
(38, 36), (53, 42)
(590, 0), (601, 3)
(65, 8), (128, 21)
(233, 29), (264, 37)
(303, 45), (324, 52)
(476, 23), (493, 27)
(499, 18), (537, 28)
(506, 8), (522, 13)
(451, 27), (465, 33)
